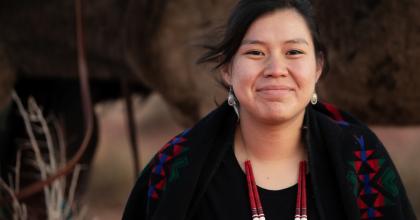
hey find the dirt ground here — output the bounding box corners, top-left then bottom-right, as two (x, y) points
(83, 94), (420, 219)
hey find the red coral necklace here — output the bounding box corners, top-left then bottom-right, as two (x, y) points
(244, 160), (308, 220)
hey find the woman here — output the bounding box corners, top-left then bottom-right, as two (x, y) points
(123, 0), (416, 219)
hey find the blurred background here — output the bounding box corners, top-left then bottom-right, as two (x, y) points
(0, 0), (419, 219)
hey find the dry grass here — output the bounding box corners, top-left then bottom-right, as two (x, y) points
(0, 92), (86, 220)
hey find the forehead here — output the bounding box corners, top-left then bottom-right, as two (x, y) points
(242, 9), (312, 45)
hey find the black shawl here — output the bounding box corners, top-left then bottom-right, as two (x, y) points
(123, 101), (416, 220)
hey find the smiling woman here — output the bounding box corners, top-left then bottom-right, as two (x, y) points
(122, 1), (416, 220)
(224, 9), (322, 125)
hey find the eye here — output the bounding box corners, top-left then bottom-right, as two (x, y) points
(286, 50), (304, 56)
(245, 50), (265, 56)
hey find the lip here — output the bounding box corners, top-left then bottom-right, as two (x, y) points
(256, 85), (294, 100)
(256, 85), (294, 92)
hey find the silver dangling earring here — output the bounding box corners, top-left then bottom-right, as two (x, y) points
(311, 92), (318, 105)
(228, 86), (240, 119)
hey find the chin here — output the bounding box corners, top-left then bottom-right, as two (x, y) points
(257, 105), (304, 125)
(260, 113), (294, 125)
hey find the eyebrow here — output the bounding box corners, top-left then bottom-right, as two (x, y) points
(284, 38), (309, 45)
(241, 38), (309, 46)
(241, 39), (265, 45)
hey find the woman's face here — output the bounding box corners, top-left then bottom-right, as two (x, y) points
(223, 9), (322, 125)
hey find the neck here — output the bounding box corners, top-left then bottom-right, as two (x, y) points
(235, 110), (306, 163)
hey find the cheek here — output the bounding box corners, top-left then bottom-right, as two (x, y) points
(289, 59), (318, 88)
(231, 59), (259, 87)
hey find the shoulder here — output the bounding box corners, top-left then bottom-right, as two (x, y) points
(123, 128), (193, 219)
(310, 102), (382, 145)
(310, 102), (393, 169)
(145, 102), (233, 173)
(124, 102), (236, 218)
(311, 102), (416, 219)
(144, 128), (192, 196)
(140, 101), (235, 198)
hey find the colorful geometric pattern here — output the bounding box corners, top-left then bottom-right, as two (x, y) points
(321, 102), (350, 126)
(147, 129), (191, 201)
(347, 135), (399, 219)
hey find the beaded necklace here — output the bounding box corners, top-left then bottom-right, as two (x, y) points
(244, 160), (308, 220)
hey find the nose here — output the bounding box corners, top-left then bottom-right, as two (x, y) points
(263, 55), (288, 78)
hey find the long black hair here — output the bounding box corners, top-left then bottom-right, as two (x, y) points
(198, 0), (329, 82)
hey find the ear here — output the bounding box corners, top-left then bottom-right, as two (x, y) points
(315, 55), (324, 82)
(221, 64), (232, 86)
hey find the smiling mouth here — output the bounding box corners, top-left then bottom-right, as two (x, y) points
(256, 86), (294, 92)
(256, 86), (294, 99)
